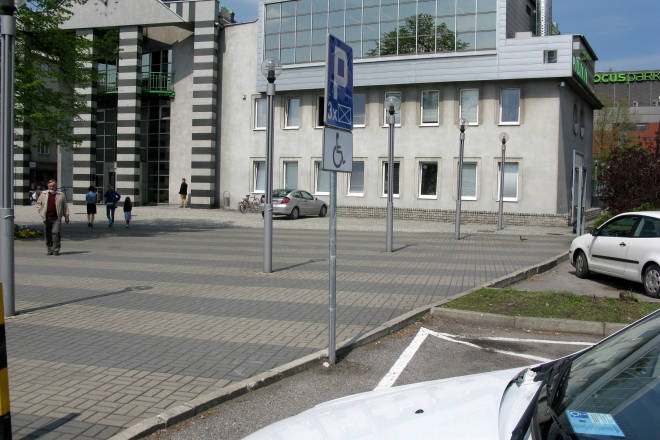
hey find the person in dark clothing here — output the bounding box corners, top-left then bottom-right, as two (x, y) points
(179, 178), (188, 208)
(123, 197), (133, 228)
(86, 185), (97, 227)
(104, 184), (121, 227)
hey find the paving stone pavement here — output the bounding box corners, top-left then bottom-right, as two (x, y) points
(9, 206), (574, 439)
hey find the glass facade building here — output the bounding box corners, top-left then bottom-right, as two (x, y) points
(264, 0), (497, 63)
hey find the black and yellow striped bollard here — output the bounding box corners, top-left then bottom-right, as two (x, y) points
(0, 284), (11, 440)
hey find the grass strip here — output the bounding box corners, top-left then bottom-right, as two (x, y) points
(442, 288), (660, 324)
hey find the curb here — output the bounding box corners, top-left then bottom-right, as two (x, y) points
(430, 308), (628, 337)
(109, 250), (574, 440)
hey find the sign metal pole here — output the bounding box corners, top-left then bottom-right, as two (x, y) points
(328, 171), (337, 363)
(386, 113), (394, 252)
(455, 123), (466, 240)
(263, 81), (275, 273)
(0, 1), (17, 317)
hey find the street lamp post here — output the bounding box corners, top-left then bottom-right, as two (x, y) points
(497, 132), (509, 231)
(384, 95), (400, 253)
(261, 58), (281, 274)
(455, 118), (467, 240)
(0, 0), (17, 317)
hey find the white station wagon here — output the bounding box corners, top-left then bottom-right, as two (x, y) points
(569, 211), (660, 297)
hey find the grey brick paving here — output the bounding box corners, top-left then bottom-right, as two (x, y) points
(7, 206), (574, 438)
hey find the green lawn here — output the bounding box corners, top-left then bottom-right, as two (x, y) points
(441, 289), (660, 324)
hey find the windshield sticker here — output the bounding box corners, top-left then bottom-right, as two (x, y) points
(566, 411), (625, 437)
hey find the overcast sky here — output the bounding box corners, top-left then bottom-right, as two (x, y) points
(220, 0), (660, 72)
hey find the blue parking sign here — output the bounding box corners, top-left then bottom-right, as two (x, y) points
(325, 34), (353, 132)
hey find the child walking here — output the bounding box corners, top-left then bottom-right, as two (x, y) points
(123, 197), (133, 228)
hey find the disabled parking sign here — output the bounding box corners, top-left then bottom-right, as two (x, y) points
(324, 34), (353, 132)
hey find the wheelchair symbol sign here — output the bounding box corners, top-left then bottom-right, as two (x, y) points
(322, 127), (353, 173)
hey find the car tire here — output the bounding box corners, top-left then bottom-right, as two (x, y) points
(289, 207), (299, 220)
(643, 264), (660, 298)
(319, 205), (327, 217)
(575, 251), (590, 279)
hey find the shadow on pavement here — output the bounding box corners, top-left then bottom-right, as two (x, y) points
(18, 413), (79, 440)
(18, 286), (153, 314)
(273, 259), (327, 272)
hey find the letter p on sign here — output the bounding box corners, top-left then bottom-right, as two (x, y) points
(333, 47), (348, 101)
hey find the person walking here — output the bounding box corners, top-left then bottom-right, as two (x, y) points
(86, 185), (97, 227)
(179, 178), (188, 208)
(104, 184), (121, 227)
(35, 179), (70, 256)
(123, 197), (133, 227)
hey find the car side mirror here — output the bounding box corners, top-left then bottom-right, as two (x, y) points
(590, 229), (600, 236)
(314, 197), (317, 200)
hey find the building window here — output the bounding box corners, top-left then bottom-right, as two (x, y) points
(314, 161), (330, 194)
(579, 108), (585, 139)
(143, 99), (170, 204)
(573, 103), (578, 135)
(544, 50), (557, 63)
(37, 146), (49, 155)
(383, 91), (402, 126)
(354, 93), (366, 127)
(316, 96), (325, 127)
(419, 162), (438, 198)
(497, 162), (519, 201)
(382, 161), (400, 197)
(254, 161), (266, 192)
(285, 98), (300, 128)
(421, 90), (439, 125)
(461, 162), (477, 200)
(459, 89), (479, 125)
(266, 0), (497, 64)
(255, 98), (267, 129)
(283, 161), (298, 188)
(500, 88), (520, 124)
(348, 160), (365, 196)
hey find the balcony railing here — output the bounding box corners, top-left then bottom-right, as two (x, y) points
(97, 71), (175, 98)
(142, 72), (175, 98)
(98, 71), (117, 94)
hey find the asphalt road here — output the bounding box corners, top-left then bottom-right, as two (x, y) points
(150, 314), (602, 440)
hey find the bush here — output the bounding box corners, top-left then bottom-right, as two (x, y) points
(594, 213), (613, 228)
(14, 225), (44, 240)
(598, 146), (660, 214)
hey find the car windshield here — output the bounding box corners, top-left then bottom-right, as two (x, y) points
(533, 311), (660, 439)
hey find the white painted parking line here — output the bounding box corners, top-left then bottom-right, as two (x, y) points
(375, 327), (589, 391)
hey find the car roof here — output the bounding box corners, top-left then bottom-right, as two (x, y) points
(614, 211), (660, 219)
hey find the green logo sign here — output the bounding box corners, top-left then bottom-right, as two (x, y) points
(594, 72), (660, 84)
(573, 56), (589, 84)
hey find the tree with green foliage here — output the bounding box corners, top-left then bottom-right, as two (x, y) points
(368, 13), (468, 57)
(593, 94), (642, 158)
(598, 146), (660, 215)
(14, 0), (118, 151)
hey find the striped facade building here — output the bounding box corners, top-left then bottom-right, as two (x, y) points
(13, 0), (233, 208)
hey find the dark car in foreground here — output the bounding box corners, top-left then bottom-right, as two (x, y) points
(259, 189), (327, 220)
(244, 310), (660, 439)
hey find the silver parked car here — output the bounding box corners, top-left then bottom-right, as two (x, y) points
(569, 211), (660, 297)
(259, 189), (328, 220)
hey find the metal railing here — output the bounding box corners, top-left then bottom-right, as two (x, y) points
(97, 71), (174, 98)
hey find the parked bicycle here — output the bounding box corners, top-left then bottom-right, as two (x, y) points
(238, 193), (260, 213)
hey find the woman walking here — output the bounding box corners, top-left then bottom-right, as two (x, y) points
(104, 184), (121, 227)
(86, 186), (97, 227)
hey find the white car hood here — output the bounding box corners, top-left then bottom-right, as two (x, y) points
(243, 366), (531, 440)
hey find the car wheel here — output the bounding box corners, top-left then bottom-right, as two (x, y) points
(319, 205), (327, 217)
(643, 264), (660, 298)
(575, 251), (590, 279)
(289, 207), (299, 220)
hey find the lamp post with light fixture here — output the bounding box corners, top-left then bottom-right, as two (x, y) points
(384, 95), (400, 253)
(498, 132), (509, 231)
(260, 58), (281, 274)
(455, 118), (467, 240)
